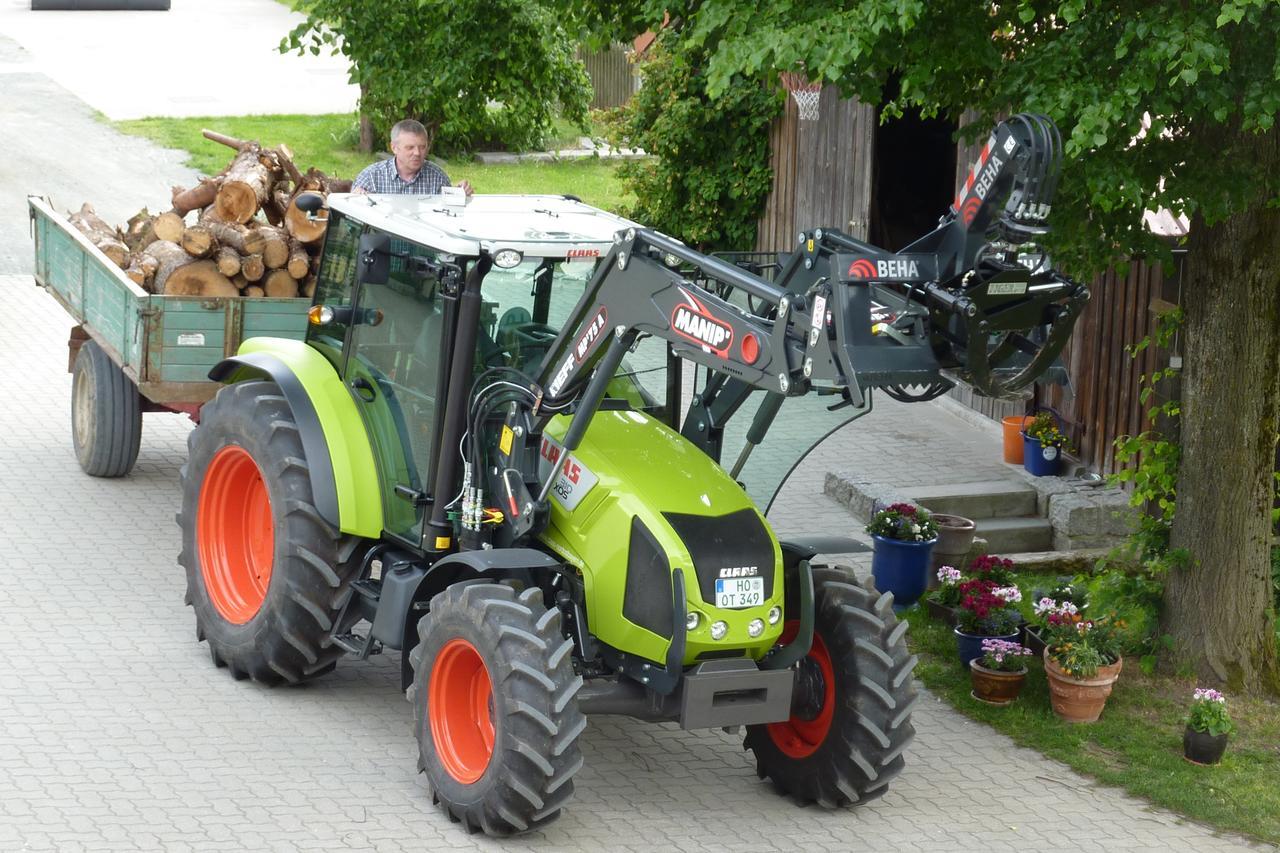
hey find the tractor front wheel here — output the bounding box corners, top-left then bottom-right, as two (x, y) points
(178, 380), (364, 684)
(410, 583), (585, 836)
(745, 564), (917, 807)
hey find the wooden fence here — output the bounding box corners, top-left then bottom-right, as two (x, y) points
(756, 86), (875, 251)
(577, 45), (639, 110)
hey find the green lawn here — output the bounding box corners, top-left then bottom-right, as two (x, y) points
(112, 113), (630, 213)
(903, 603), (1280, 846)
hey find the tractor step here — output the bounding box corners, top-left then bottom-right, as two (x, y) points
(331, 631), (383, 658)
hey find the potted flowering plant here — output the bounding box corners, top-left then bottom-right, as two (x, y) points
(866, 503), (939, 609)
(1033, 597), (1124, 722)
(1183, 687), (1236, 765)
(953, 580), (1023, 668)
(924, 565), (963, 624)
(969, 638), (1034, 705)
(1021, 411), (1074, 476)
(966, 554), (1017, 585)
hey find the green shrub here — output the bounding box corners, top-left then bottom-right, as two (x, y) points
(605, 31), (780, 250)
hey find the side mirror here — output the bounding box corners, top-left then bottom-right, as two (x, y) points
(357, 231), (391, 285)
(296, 192), (326, 214)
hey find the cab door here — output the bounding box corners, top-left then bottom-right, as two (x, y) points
(342, 236), (448, 544)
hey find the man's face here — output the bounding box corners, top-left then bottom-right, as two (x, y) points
(392, 132), (429, 174)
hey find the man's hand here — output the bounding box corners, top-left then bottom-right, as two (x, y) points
(352, 186), (369, 195)
(458, 180), (474, 197)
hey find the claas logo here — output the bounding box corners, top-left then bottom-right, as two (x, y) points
(671, 287), (733, 357)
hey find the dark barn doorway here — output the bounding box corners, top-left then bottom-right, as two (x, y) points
(868, 91), (957, 252)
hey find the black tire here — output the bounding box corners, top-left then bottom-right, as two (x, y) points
(409, 583), (585, 836)
(745, 564), (917, 807)
(177, 380), (365, 685)
(71, 339), (141, 477)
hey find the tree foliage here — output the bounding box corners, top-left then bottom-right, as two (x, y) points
(283, 0), (592, 153)
(606, 32), (780, 250)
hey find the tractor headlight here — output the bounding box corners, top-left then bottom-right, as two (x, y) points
(747, 618), (765, 638)
(686, 611), (701, 631)
(767, 606), (782, 625)
(709, 620), (728, 641)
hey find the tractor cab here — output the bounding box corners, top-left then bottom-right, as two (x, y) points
(302, 194), (661, 546)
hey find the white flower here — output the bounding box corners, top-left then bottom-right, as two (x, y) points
(994, 586), (1022, 604)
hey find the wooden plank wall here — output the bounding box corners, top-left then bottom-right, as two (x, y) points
(757, 87), (875, 252)
(577, 45), (638, 110)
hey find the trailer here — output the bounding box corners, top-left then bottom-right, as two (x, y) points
(27, 196), (310, 476)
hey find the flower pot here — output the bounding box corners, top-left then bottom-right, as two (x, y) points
(1043, 650), (1123, 723)
(954, 627), (1019, 669)
(1002, 415), (1034, 464)
(1021, 432), (1064, 476)
(1183, 726), (1229, 765)
(870, 534), (936, 609)
(924, 597), (958, 626)
(928, 514), (977, 586)
(969, 661), (1028, 706)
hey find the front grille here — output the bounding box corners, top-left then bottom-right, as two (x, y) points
(663, 508), (776, 606)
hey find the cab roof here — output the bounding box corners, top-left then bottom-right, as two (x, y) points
(327, 193), (640, 259)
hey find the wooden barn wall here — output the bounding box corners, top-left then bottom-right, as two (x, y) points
(577, 45), (638, 110)
(757, 86), (875, 252)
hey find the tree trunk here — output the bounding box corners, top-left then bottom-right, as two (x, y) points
(252, 225), (290, 269)
(286, 239), (310, 279)
(358, 83), (376, 153)
(180, 225), (216, 258)
(153, 211), (185, 243)
(171, 179), (220, 217)
(143, 239), (191, 292)
(121, 208), (158, 253)
(68, 203), (128, 267)
(241, 253), (265, 282)
(215, 144), (273, 224)
(163, 259), (238, 297)
(214, 246), (242, 278)
(244, 284), (266, 298)
(263, 269), (299, 298)
(1163, 126), (1280, 693)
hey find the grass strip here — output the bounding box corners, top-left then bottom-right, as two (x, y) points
(904, 606), (1280, 846)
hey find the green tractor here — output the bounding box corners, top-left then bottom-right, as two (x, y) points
(179, 115), (1087, 836)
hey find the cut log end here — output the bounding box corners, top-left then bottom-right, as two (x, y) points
(153, 211), (186, 243)
(263, 269), (299, 299)
(163, 260), (238, 297)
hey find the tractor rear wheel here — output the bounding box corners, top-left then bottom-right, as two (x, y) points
(745, 564), (917, 807)
(410, 583), (585, 836)
(178, 380), (364, 684)
(71, 339), (141, 477)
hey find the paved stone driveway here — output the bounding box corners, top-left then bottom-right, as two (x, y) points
(0, 275), (1269, 852)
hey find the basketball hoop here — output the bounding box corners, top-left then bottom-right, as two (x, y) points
(781, 71), (822, 121)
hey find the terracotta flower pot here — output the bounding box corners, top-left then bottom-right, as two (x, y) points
(969, 661), (1028, 706)
(1043, 650), (1123, 723)
(1183, 726), (1229, 765)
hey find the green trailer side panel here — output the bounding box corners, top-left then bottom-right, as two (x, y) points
(237, 336), (384, 538)
(537, 411), (784, 666)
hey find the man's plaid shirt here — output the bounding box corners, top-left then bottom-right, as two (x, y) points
(352, 157), (452, 194)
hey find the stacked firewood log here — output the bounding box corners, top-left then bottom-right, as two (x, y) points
(68, 129), (351, 299)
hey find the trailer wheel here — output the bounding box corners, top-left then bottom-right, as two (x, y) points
(409, 583), (585, 836)
(71, 339), (141, 477)
(178, 380), (364, 685)
(745, 564), (917, 808)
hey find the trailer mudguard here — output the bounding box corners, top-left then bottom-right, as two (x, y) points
(208, 337), (383, 538)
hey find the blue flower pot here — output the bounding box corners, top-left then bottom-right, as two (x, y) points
(954, 627), (1020, 669)
(1021, 432), (1063, 476)
(870, 535), (936, 609)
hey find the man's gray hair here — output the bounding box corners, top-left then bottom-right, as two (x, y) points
(391, 119), (430, 143)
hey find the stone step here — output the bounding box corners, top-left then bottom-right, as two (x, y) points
(905, 480), (1039, 519)
(973, 517), (1054, 554)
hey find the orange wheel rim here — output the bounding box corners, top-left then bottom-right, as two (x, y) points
(197, 445), (274, 624)
(767, 621), (836, 758)
(429, 638), (495, 784)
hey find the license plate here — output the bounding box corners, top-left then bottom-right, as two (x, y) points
(715, 577), (764, 609)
